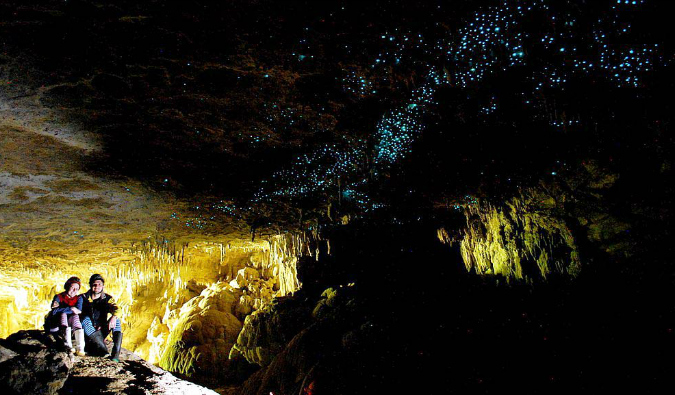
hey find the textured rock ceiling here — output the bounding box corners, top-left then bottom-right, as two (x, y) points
(0, 120), (179, 245)
(0, 77), (222, 293)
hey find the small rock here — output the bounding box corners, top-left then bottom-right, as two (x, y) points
(0, 345), (18, 363)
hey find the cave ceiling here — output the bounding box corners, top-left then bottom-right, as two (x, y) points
(1, 0), (673, 250)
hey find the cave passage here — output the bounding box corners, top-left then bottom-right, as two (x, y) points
(1, 1), (674, 394)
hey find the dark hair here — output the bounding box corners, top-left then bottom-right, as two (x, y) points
(89, 273), (105, 286)
(64, 276), (81, 291)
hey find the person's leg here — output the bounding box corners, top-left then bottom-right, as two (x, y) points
(68, 314), (82, 330)
(73, 328), (86, 356)
(64, 326), (73, 351)
(48, 313), (69, 351)
(82, 316), (109, 356)
(112, 318), (122, 333)
(81, 316), (96, 336)
(109, 318), (123, 362)
(70, 315), (85, 356)
(45, 316), (59, 351)
(59, 313), (73, 351)
(46, 314), (59, 332)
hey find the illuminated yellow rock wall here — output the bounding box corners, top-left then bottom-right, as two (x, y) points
(144, 233), (315, 375)
(229, 294), (312, 367)
(0, 232), (312, 372)
(440, 190), (581, 281)
(0, 113), (318, 380)
(0, 79), (317, 378)
(156, 282), (243, 376)
(437, 162), (634, 281)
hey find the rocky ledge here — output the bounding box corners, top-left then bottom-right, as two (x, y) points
(0, 330), (219, 395)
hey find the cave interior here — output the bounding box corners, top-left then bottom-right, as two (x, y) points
(0, 0), (674, 394)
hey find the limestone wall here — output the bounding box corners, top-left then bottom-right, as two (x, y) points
(0, 232), (313, 376)
(440, 189), (581, 281)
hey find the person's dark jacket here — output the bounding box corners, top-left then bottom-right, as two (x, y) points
(81, 290), (119, 330)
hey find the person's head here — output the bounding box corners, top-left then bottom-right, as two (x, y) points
(64, 276), (81, 298)
(89, 274), (105, 295)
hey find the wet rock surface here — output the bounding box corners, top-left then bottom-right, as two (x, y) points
(0, 330), (220, 395)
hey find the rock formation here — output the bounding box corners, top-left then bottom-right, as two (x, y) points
(230, 292), (313, 367)
(0, 330), (218, 395)
(0, 331), (72, 395)
(454, 190), (581, 280)
(234, 285), (377, 395)
(157, 282), (242, 378)
(439, 161), (633, 281)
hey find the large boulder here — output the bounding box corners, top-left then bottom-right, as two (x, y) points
(0, 330), (73, 395)
(0, 329), (221, 395)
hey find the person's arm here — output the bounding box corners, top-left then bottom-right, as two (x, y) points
(108, 295), (119, 316)
(50, 295), (73, 315)
(107, 295), (120, 330)
(70, 295), (83, 315)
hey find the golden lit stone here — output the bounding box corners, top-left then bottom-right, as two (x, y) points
(441, 190), (581, 281)
(0, 119), (310, 377)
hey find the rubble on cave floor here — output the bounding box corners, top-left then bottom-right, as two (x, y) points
(0, 330), (222, 395)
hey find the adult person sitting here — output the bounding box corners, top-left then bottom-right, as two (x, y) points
(81, 274), (123, 362)
(45, 276), (86, 356)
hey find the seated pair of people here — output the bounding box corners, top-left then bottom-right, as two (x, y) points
(46, 274), (123, 362)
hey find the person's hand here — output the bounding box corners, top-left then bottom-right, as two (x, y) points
(51, 300), (58, 309)
(108, 316), (117, 331)
(71, 307), (81, 314)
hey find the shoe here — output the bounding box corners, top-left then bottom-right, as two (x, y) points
(109, 331), (123, 362)
(73, 329), (86, 356)
(65, 327), (74, 353)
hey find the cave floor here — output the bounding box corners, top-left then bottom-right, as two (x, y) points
(59, 349), (226, 395)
